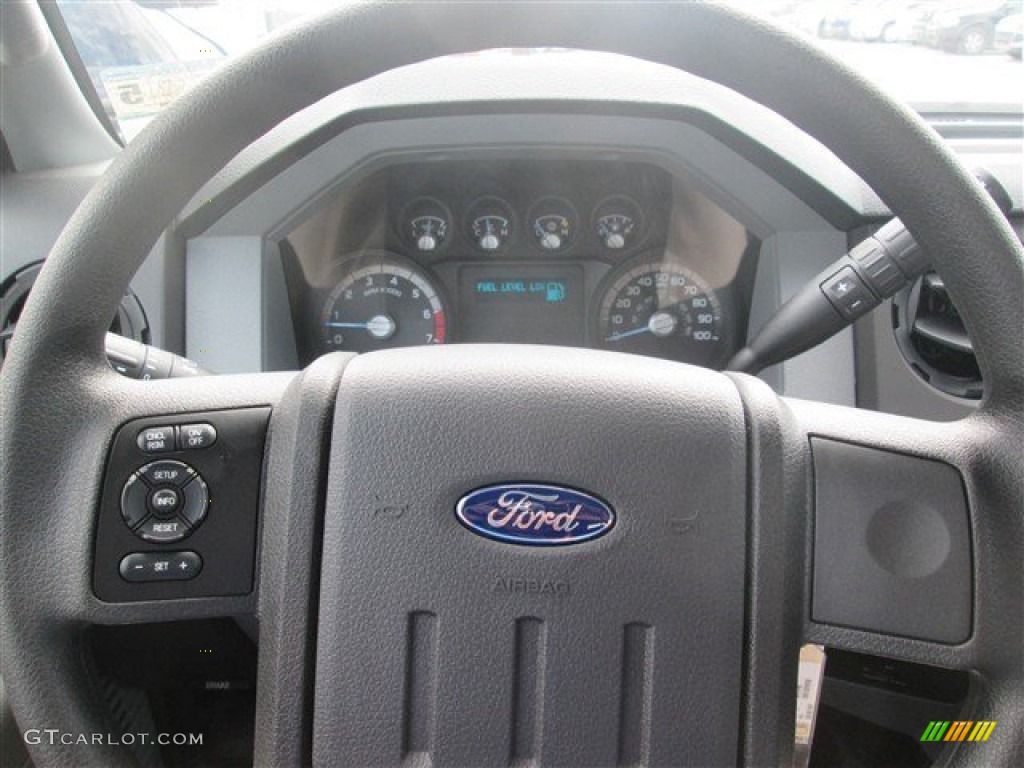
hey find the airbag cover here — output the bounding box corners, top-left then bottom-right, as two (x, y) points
(313, 345), (748, 767)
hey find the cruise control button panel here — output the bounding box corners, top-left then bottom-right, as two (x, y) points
(95, 408), (270, 602)
(136, 422), (218, 453)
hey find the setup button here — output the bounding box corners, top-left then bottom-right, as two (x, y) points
(139, 460), (194, 489)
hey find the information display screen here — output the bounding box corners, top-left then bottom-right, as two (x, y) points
(458, 265), (585, 345)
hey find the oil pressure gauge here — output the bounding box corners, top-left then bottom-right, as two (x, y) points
(529, 196), (576, 253)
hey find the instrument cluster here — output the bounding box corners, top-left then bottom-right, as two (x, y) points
(284, 158), (752, 370)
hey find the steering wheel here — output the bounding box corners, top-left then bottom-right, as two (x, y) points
(2, 3), (1021, 767)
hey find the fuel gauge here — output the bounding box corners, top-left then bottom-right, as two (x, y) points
(593, 196), (643, 252)
(402, 197), (451, 254)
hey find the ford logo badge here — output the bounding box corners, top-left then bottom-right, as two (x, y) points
(456, 483), (615, 546)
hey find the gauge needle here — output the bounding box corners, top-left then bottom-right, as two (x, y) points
(606, 311), (677, 342)
(326, 315), (396, 340)
(605, 325), (652, 342)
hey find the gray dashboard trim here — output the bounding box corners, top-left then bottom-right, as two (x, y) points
(200, 115), (835, 239)
(176, 51), (878, 232)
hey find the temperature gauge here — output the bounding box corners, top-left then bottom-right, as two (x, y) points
(402, 197), (451, 254)
(467, 197), (514, 253)
(593, 196), (643, 252)
(529, 197), (576, 253)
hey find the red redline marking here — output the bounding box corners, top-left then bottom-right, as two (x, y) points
(433, 311), (447, 342)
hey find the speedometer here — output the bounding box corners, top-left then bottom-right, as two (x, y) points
(595, 253), (730, 367)
(320, 252), (448, 354)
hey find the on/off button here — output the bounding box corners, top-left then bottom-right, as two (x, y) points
(178, 423), (217, 450)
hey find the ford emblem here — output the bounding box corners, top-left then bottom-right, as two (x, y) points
(455, 483), (615, 546)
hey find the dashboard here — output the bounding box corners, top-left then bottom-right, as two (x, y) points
(282, 158), (754, 368)
(2, 49), (1021, 421)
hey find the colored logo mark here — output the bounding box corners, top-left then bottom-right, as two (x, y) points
(456, 484), (615, 546)
(920, 721), (997, 742)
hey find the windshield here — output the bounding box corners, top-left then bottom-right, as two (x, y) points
(55, 0), (1023, 143)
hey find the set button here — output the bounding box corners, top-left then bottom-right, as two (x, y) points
(136, 423), (217, 454)
(119, 551), (202, 582)
(120, 460), (209, 543)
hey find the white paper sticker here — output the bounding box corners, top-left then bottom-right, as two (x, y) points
(793, 644), (826, 768)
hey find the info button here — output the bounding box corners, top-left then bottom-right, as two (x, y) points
(137, 426), (175, 453)
(148, 487), (182, 518)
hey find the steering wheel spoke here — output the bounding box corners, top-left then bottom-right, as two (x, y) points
(1, 361), (294, 764)
(776, 395), (1023, 764)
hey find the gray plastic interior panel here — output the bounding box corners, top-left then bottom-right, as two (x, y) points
(811, 438), (972, 644)
(749, 231), (854, 403)
(314, 346), (748, 766)
(0, 163), (167, 348)
(185, 236), (264, 372)
(855, 303), (975, 422)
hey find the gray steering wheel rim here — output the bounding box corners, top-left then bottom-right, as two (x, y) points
(1, 3), (1021, 767)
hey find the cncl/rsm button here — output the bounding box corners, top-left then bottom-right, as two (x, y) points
(136, 425), (175, 454)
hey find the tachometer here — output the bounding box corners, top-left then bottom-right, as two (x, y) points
(595, 253), (729, 367)
(320, 252), (448, 354)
